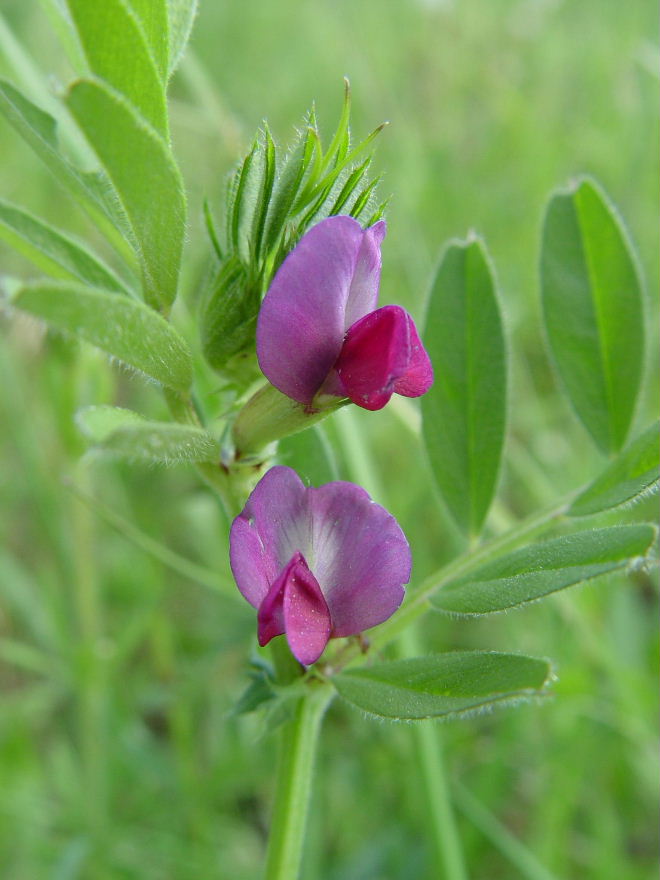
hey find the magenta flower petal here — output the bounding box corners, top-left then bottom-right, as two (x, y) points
(305, 479), (410, 636)
(392, 311), (434, 398)
(344, 220), (386, 328)
(334, 305), (433, 411)
(229, 467), (307, 608)
(257, 551), (332, 665)
(256, 216), (386, 404)
(230, 466), (410, 664)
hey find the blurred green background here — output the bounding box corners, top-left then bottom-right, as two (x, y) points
(0, 0), (658, 877)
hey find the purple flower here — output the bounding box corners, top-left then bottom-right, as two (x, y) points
(229, 466), (411, 665)
(256, 216), (433, 411)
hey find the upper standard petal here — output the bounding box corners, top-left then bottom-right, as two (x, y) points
(256, 216), (386, 405)
(344, 220), (386, 329)
(306, 480), (410, 637)
(229, 466), (309, 608)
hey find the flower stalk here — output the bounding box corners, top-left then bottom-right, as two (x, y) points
(264, 683), (334, 880)
(232, 382), (346, 457)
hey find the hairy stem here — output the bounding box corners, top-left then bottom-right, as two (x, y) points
(264, 683), (334, 880)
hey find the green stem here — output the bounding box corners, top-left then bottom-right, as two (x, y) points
(264, 684), (334, 880)
(399, 629), (468, 880)
(163, 387), (246, 519)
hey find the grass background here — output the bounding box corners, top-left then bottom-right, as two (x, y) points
(0, 0), (658, 877)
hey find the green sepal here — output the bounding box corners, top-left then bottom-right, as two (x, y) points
(229, 137), (260, 262)
(200, 255), (261, 371)
(230, 670), (277, 716)
(262, 126), (315, 257)
(232, 383), (346, 457)
(250, 124), (277, 262)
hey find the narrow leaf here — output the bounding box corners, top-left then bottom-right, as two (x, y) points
(67, 0), (168, 137)
(333, 652), (551, 721)
(540, 177), (644, 453)
(76, 405), (146, 441)
(12, 280), (192, 390)
(126, 0), (170, 81)
(67, 78), (186, 311)
(0, 198), (129, 293)
(422, 237), (507, 537)
(431, 524), (657, 616)
(99, 424), (219, 464)
(77, 406), (219, 463)
(569, 422), (660, 516)
(167, 0), (198, 76)
(0, 79), (134, 251)
(36, 0), (88, 74)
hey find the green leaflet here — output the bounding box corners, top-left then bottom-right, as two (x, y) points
(12, 280), (192, 391)
(167, 0), (198, 77)
(35, 0), (87, 74)
(0, 79), (134, 254)
(76, 405), (147, 441)
(66, 78), (186, 311)
(431, 524), (657, 616)
(332, 652), (551, 721)
(67, 0), (168, 137)
(540, 178), (644, 454)
(0, 198), (129, 293)
(77, 405), (219, 464)
(422, 237), (507, 538)
(126, 0), (170, 82)
(569, 422), (660, 516)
